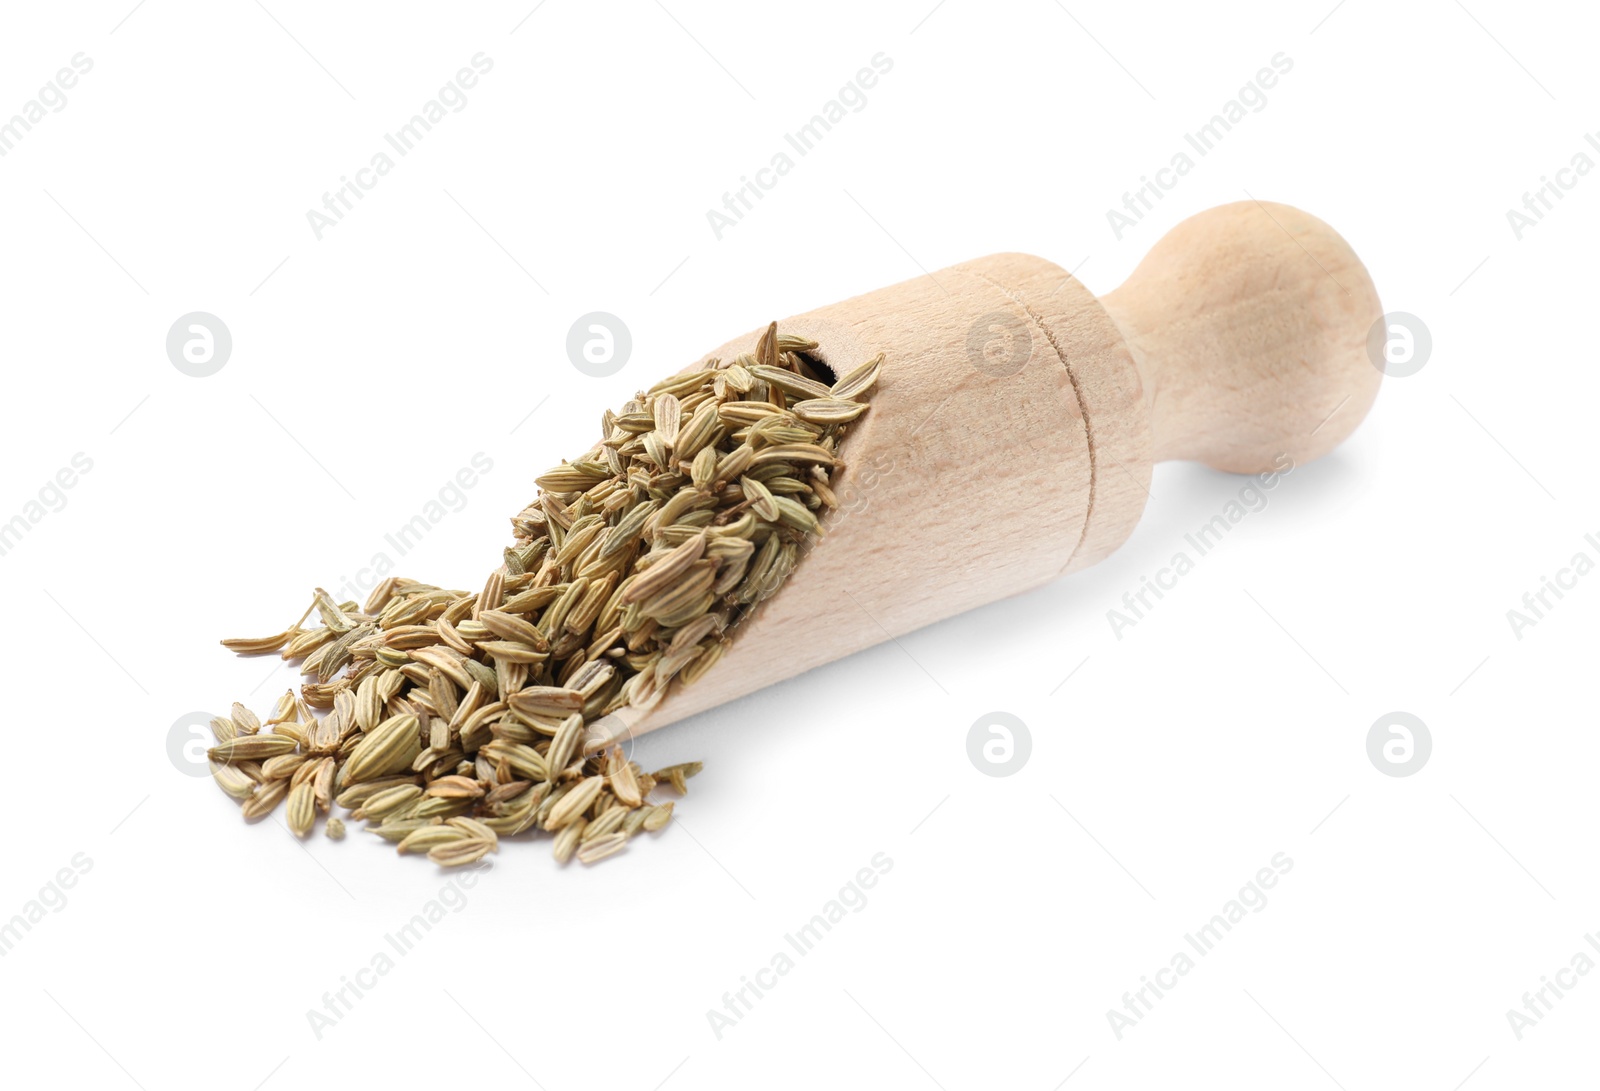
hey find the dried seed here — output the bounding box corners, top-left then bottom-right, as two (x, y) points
(220, 629), (296, 655)
(552, 818), (587, 864)
(610, 760), (642, 808)
(750, 363), (832, 400)
(620, 534), (706, 605)
(231, 702), (261, 734)
(576, 833), (628, 864)
(208, 326), (879, 871)
(427, 775), (485, 800)
(357, 784), (424, 820)
(653, 762), (702, 794)
(429, 839), (496, 867)
(345, 713), (423, 782)
(508, 686), (585, 718)
(445, 816), (499, 843)
(313, 587), (357, 632)
(370, 818), (433, 842)
(398, 826), (468, 855)
(739, 475), (779, 521)
(583, 804), (629, 840)
(478, 640), (549, 665)
(336, 775), (419, 809)
(545, 776), (604, 830)
(642, 802), (674, 831)
(210, 761), (256, 801)
(546, 713), (585, 776)
(241, 779), (289, 820)
(791, 397), (870, 425)
(265, 690), (298, 725)
(272, 722), (308, 748)
(261, 753), (307, 782)
(829, 353), (883, 399)
(287, 782), (316, 837)
(479, 610), (549, 650)
(208, 734), (298, 763)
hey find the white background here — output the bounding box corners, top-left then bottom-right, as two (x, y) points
(0, 1), (1594, 1088)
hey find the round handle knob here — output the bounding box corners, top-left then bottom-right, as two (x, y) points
(1100, 200), (1384, 472)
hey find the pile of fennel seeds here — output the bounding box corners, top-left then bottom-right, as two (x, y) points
(211, 323), (882, 867)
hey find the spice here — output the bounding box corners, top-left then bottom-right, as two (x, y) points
(212, 324), (880, 865)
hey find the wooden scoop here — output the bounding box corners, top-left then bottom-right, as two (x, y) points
(590, 200), (1383, 746)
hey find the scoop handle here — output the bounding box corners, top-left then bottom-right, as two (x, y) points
(1100, 200), (1384, 472)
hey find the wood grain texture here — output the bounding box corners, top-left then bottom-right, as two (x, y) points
(588, 201), (1383, 745)
(1101, 200), (1384, 471)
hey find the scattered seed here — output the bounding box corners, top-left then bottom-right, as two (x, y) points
(576, 833), (628, 865)
(208, 734), (298, 763)
(212, 322), (879, 868)
(286, 781), (316, 838)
